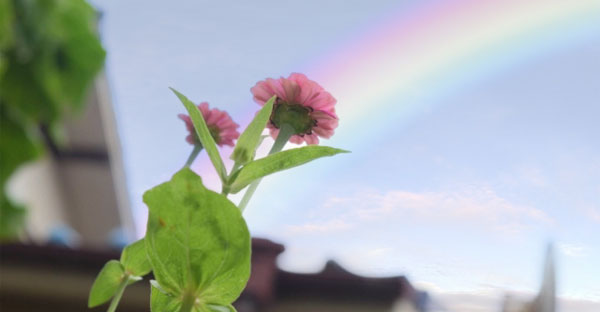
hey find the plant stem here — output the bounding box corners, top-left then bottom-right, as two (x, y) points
(237, 124), (295, 212)
(179, 293), (196, 312)
(106, 275), (129, 312)
(222, 162), (242, 195)
(184, 145), (203, 168)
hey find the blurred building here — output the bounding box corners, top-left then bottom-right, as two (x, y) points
(0, 238), (427, 312)
(501, 245), (555, 312)
(6, 72), (135, 247)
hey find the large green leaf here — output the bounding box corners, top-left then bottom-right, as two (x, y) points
(88, 260), (125, 308)
(171, 88), (227, 182)
(230, 95), (275, 165)
(229, 146), (349, 193)
(144, 168), (251, 309)
(120, 238), (152, 277)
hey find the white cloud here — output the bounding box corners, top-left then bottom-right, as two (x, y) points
(286, 219), (353, 234)
(290, 186), (553, 235)
(558, 243), (587, 258)
(420, 287), (600, 312)
(560, 298), (600, 312)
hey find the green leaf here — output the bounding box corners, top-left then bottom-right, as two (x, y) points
(151, 286), (238, 312)
(0, 0), (14, 53)
(230, 95), (276, 165)
(0, 196), (27, 241)
(0, 104), (40, 240)
(151, 283), (180, 312)
(120, 238), (152, 277)
(170, 88), (227, 182)
(144, 168), (251, 307)
(229, 146), (349, 193)
(0, 0), (105, 122)
(86, 240), (148, 309)
(88, 260), (125, 308)
(0, 105), (40, 186)
(37, 0), (106, 112)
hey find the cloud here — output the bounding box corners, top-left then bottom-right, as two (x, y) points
(558, 243), (587, 258)
(288, 186), (553, 235)
(419, 286), (600, 312)
(560, 298), (600, 312)
(286, 219), (353, 234)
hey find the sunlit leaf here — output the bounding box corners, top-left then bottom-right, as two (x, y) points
(88, 260), (125, 308)
(120, 238), (152, 277)
(171, 88), (227, 182)
(144, 168), (251, 307)
(151, 283), (180, 312)
(229, 146), (348, 193)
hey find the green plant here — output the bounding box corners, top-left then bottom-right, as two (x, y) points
(89, 85), (348, 311)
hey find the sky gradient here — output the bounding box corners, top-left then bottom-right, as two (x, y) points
(91, 0), (600, 310)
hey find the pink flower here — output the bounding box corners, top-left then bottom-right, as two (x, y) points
(178, 102), (240, 147)
(251, 73), (338, 145)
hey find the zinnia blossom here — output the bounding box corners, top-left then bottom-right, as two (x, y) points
(178, 102), (240, 147)
(251, 73), (338, 145)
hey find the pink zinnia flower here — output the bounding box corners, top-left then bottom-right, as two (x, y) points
(178, 102), (240, 147)
(251, 73), (338, 145)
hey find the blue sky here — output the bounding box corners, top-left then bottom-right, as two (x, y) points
(91, 0), (599, 310)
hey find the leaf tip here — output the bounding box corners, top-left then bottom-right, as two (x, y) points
(169, 87), (185, 99)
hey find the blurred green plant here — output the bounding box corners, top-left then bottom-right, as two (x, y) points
(0, 0), (105, 240)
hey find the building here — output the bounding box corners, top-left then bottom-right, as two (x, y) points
(501, 245), (555, 312)
(6, 72), (135, 248)
(0, 238), (426, 312)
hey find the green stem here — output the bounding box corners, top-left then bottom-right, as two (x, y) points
(237, 124), (295, 212)
(179, 293), (196, 312)
(106, 275), (129, 312)
(184, 145), (203, 168)
(222, 162), (242, 195)
(236, 179), (259, 212)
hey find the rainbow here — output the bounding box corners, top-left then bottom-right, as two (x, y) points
(301, 0), (600, 146)
(196, 0), (599, 192)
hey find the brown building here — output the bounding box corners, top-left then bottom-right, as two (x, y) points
(0, 238), (426, 312)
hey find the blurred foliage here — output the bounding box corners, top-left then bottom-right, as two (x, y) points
(0, 0), (105, 240)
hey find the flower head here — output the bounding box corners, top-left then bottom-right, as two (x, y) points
(178, 102), (240, 147)
(251, 73), (338, 145)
